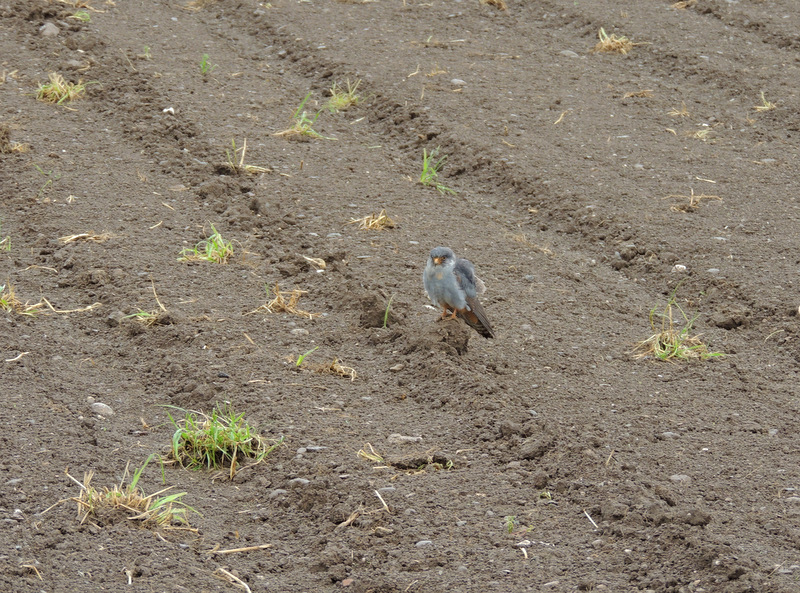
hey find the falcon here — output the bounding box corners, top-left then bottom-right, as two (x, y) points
(423, 246), (494, 338)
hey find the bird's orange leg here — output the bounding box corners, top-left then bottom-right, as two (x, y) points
(447, 309), (459, 320)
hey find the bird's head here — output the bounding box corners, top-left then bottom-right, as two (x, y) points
(429, 246), (455, 266)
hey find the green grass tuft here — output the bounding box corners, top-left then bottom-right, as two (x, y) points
(420, 147), (455, 194)
(166, 404), (283, 479)
(178, 224), (233, 263)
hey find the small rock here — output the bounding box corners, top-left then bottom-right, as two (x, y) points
(40, 22), (60, 37)
(661, 432), (680, 439)
(342, 578), (354, 587)
(515, 540), (531, 547)
(90, 402), (114, 416)
(290, 328), (309, 336)
(670, 474), (691, 484)
(305, 446), (328, 452)
(451, 78), (466, 86)
(456, 520), (467, 527)
(671, 265), (687, 273)
(389, 364), (405, 372)
(387, 433), (422, 445)
(11, 509), (25, 521)
(5, 479), (22, 486)
(559, 50), (580, 58)
(288, 478), (310, 487)
(543, 581), (560, 588)
(415, 540), (433, 547)
(269, 489), (288, 499)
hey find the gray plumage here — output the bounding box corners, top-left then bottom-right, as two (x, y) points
(423, 246), (494, 338)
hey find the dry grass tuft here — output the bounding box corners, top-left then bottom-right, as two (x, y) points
(753, 91), (776, 112)
(592, 28), (644, 55)
(183, 0), (217, 10)
(665, 189), (721, 212)
(36, 73), (87, 105)
(59, 232), (112, 243)
(668, 101), (690, 117)
(314, 359), (358, 382)
(480, 0), (507, 10)
(632, 289), (723, 362)
(357, 443), (385, 464)
(257, 284), (319, 319)
(0, 283), (45, 316)
(65, 457), (194, 527)
(348, 209), (396, 231)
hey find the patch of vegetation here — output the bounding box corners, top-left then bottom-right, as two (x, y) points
(0, 283), (44, 316)
(296, 346), (319, 366)
(503, 515), (519, 533)
(753, 91), (776, 112)
(479, 0), (507, 10)
(166, 404), (283, 479)
(357, 443), (385, 464)
(664, 188), (721, 213)
(0, 221), (10, 252)
(383, 295), (394, 329)
(178, 224), (233, 263)
(348, 209), (396, 230)
(67, 10), (91, 21)
(254, 283), (320, 319)
(592, 27), (643, 55)
(36, 73), (87, 105)
(66, 455), (195, 527)
(274, 92), (334, 140)
(224, 138), (270, 175)
(199, 53), (217, 75)
(33, 163), (60, 200)
(313, 358), (358, 381)
(325, 79), (361, 112)
(668, 101), (690, 117)
(420, 147), (455, 194)
(633, 286), (723, 361)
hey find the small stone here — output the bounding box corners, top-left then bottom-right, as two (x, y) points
(559, 50), (580, 58)
(90, 402), (114, 416)
(661, 432), (679, 439)
(342, 578), (354, 587)
(415, 540), (433, 547)
(542, 581), (560, 588)
(451, 78), (466, 86)
(670, 474), (691, 484)
(269, 489), (288, 499)
(288, 478), (310, 487)
(671, 265), (687, 273)
(387, 433), (422, 445)
(5, 479), (22, 486)
(11, 509), (25, 521)
(305, 446), (328, 452)
(515, 540), (531, 547)
(290, 328), (309, 336)
(456, 520), (467, 527)
(389, 364), (405, 372)
(40, 22), (60, 37)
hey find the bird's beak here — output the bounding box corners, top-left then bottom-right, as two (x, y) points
(432, 256), (443, 265)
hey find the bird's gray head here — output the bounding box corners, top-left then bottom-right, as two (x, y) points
(429, 246), (455, 266)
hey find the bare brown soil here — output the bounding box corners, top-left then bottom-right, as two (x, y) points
(2, 0), (800, 591)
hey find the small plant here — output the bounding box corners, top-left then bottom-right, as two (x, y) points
(36, 72), (87, 105)
(753, 91), (776, 112)
(274, 92), (334, 140)
(348, 209), (396, 230)
(66, 455), (195, 527)
(178, 224), (233, 263)
(315, 358), (358, 381)
(123, 310), (159, 326)
(67, 10), (91, 21)
(632, 286), (724, 361)
(503, 515), (519, 534)
(357, 443), (385, 464)
(166, 404), (283, 479)
(383, 295), (394, 328)
(199, 54), (217, 75)
(224, 138), (270, 175)
(296, 346), (319, 367)
(325, 78), (361, 112)
(420, 147), (455, 194)
(140, 46), (152, 60)
(592, 27), (642, 55)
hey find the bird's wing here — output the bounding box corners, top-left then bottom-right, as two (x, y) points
(453, 258), (479, 298)
(459, 296), (495, 339)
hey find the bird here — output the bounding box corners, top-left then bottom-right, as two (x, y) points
(423, 246), (494, 338)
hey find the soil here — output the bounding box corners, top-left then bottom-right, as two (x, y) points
(2, 0), (800, 591)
